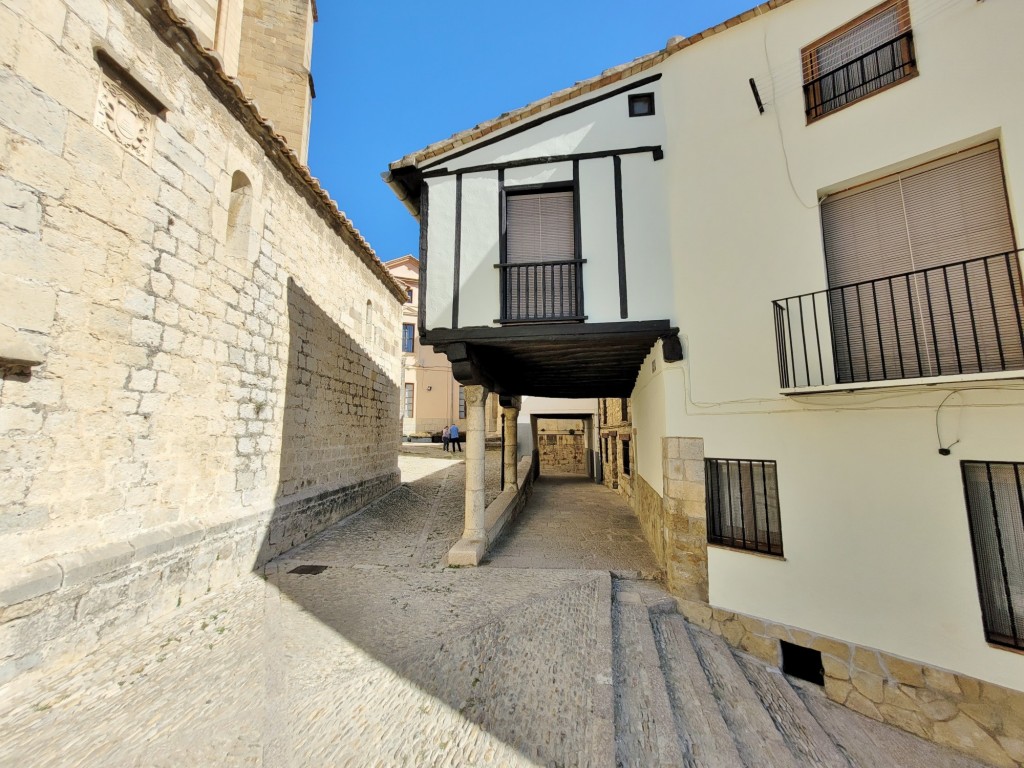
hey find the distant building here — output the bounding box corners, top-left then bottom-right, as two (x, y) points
(386, 254), (481, 437)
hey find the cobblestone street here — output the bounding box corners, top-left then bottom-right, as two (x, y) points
(0, 450), (994, 767)
(0, 450), (621, 767)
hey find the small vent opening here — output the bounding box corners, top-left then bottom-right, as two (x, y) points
(781, 641), (824, 685)
(288, 565), (329, 575)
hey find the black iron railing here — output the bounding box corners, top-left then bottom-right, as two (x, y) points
(496, 259), (585, 323)
(962, 461), (1024, 651)
(773, 251), (1024, 389)
(804, 30), (916, 121)
(706, 458), (783, 556)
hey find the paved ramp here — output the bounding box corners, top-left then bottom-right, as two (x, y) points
(486, 473), (662, 577)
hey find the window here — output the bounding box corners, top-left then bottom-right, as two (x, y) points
(500, 186), (580, 322)
(962, 461), (1024, 651)
(458, 386), (466, 419)
(628, 93), (655, 117)
(820, 143), (1021, 383)
(364, 300), (373, 341)
(406, 288), (414, 302)
(621, 438), (631, 477)
(802, 0), (916, 122)
(404, 383), (414, 418)
(705, 459), (783, 556)
(402, 323), (415, 353)
(620, 398), (629, 422)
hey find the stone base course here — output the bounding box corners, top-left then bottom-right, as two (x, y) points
(677, 598), (1024, 767)
(0, 472), (399, 686)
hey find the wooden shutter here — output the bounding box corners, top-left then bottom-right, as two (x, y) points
(504, 190), (577, 320)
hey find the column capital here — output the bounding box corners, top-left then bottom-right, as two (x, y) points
(463, 383), (489, 407)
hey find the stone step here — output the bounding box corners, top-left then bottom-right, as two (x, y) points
(732, 652), (852, 767)
(612, 586), (686, 768)
(688, 625), (803, 768)
(651, 613), (745, 768)
(792, 680), (995, 768)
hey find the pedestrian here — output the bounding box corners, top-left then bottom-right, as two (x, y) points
(442, 425), (450, 452)
(450, 423), (461, 452)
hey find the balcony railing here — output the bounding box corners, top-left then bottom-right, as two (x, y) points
(773, 251), (1024, 390)
(496, 259), (585, 324)
(804, 30), (916, 121)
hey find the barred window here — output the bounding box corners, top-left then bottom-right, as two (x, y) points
(621, 438), (631, 477)
(706, 459), (783, 556)
(962, 461), (1024, 651)
(458, 386), (466, 419)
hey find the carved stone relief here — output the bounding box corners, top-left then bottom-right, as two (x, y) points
(94, 78), (155, 162)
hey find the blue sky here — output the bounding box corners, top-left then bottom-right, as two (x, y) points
(307, 1), (758, 263)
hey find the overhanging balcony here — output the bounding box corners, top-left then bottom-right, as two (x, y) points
(773, 251), (1024, 391)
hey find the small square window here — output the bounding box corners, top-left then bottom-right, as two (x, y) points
(628, 93), (655, 118)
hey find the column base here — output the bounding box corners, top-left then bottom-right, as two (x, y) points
(447, 536), (488, 566)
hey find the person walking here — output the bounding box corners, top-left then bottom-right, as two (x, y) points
(449, 423), (461, 452)
(442, 425), (450, 452)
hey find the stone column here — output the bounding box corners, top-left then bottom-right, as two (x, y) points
(662, 437), (709, 604)
(502, 405), (519, 490)
(448, 384), (490, 566)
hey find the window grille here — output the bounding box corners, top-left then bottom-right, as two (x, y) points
(962, 461), (1024, 650)
(705, 459), (783, 556)
(402, 324), (415, 353)
(458, 386), (466, 419)
(404, 383), (414, 418)
(802, 0), (915, 121)
(774, 143), (1023, 389)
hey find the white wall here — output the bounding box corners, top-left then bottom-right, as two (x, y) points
(651, 0), (1024, 690)
(422, 75), (673, 330)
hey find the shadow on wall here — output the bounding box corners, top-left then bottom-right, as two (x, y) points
(256, 278), (401, 566)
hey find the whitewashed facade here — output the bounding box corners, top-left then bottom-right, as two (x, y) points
(388, 1), (1024, 760)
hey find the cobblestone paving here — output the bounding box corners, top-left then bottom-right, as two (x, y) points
(486, 474), (662, 578)
(0, 452), (617, 767)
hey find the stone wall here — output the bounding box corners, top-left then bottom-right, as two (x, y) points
(537, 419), (586, 475)
(633, 473), (667, 571)
(236, 0), (313, 163)
(0, 0), (403, 683)
(677, 598), (1024, 768)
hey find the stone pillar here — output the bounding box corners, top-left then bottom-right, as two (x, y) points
(662, 437), (709, 603)
(448, 384), (490, 566)
(485, 393), (500, 437)
(502, 406), (519, 490)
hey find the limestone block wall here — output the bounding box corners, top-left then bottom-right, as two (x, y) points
(677, 598), (1024, 768)
(0, 0), (403, 683)
(537, 418), (586, 475)
(236, 0), (313, 163)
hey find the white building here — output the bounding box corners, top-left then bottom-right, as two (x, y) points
(386, 1), (1024, 761)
